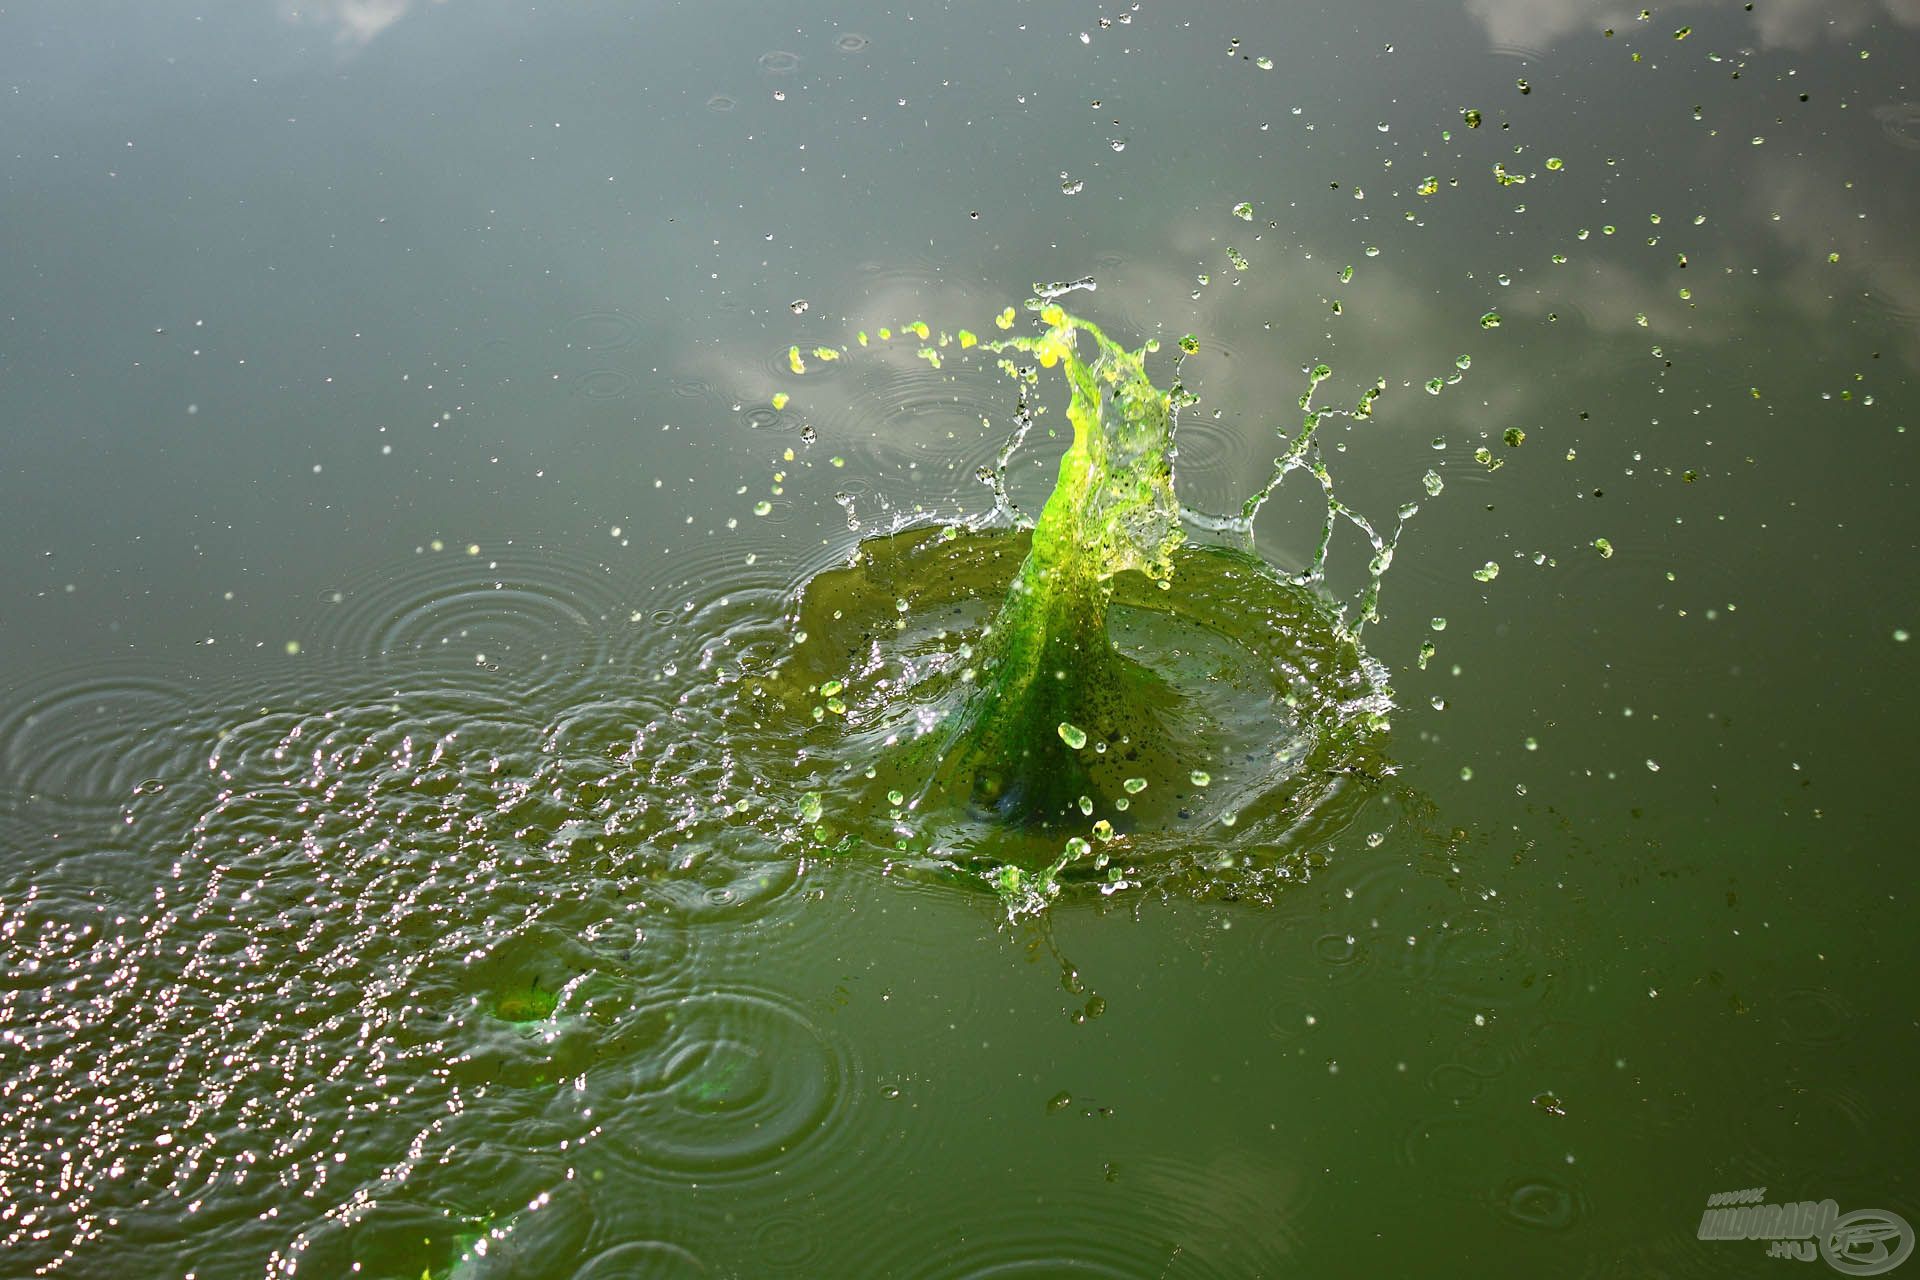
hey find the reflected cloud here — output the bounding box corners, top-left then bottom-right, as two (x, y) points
(1750, 148), (1920, 366)
(281, 0), (442, 47)
(1464, 0), (1920, 52)
(1752, 0), (1920, 47)
(1463, 0), (1632, 55)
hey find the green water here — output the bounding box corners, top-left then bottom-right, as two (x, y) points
(3, 1), (1918, 1277)
(769, 305), (1398, 907)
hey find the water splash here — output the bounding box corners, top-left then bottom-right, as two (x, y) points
(767, 297), (1444, 911)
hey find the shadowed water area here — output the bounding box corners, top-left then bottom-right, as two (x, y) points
(2, 1), (1918, 1277)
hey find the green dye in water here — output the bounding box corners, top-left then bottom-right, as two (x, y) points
(769, 298), (1454, 907)
(489, 978), (558, 1024)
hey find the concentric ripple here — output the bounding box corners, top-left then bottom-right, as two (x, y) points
(602, 987), (851, 1181)
(302, 538), (628, 673)
(0, 667), (716, 1275)
(853, 1151), (1302, 1278)
(0, 664), (205, 822)
(741, 522), (1393, 903)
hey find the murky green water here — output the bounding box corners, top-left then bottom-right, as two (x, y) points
(3, 1), (1917, 1276)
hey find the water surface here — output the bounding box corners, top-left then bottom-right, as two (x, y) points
(2, 0), (1917, 1275)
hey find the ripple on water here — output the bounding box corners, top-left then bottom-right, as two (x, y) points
(302, 537), (627, 677)
(1873, 101), (1920, 152)
(854, 1152), (1302, 1278)
(566, 309), (642, 351)
(757, 49), (801, 73)
(833, 32), (870, 52)
(1390, 897), (1573, 1021)
(292, 1168), (604, 1279)
(0, 663), (207, 824)
(599, 986), (851, 1182)
(1167, 408), (1265, 514)
(1774, 984), (1854, 1047)
(574, 1240), (713, 1278)
(753, 524), (1394, 903)
(1495, 1175), (1589, 1233)
(0, 668), (711, 1272)
(574, 367), (638, 400)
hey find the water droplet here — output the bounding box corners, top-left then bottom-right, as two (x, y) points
(1057, 722), (1088, 750)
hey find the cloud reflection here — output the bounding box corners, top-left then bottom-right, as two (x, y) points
(1464, 0), (1920, 52)
(282, 0), (441, 46)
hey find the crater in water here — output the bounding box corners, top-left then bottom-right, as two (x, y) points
(746, 522), (1393, 906)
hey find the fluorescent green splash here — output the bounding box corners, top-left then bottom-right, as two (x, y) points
(769, 297), (1457, 906)
(914, 306), (1186, 822)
